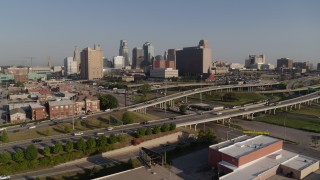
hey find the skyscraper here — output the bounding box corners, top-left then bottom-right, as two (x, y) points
(119, 40), (130, 66)
(176, 40), (212, 76)
(143, 42), (154, 63)
(167, 49), (177, 69)
(132, 47), (144, 69)
(80, 44), (103, 80)
(277, 58), (293, 68)
(64, 57), (77, 76)
(73, 46), (80, 74)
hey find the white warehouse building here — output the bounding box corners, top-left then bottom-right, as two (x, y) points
(149, 68), (178, 79)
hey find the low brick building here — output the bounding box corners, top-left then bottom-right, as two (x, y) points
(74, 95), (100, 114)
(30, 104), (48, 120)
(48, 100), (74, 119)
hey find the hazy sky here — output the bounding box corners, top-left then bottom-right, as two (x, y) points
(0, 0), (319, 66)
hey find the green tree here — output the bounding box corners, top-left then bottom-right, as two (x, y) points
(0, 151), (12, 164)
(136, 128), (145, 138)
(97, 135), (108, 147)
(161, 123), (170, 132)
(52, 141), (63, 154)
(153, 125), (161, 134)
(13, 148), (25, 162)
(86, 137), (96, 149)
(64, 126), (71, 133)
(108, 133), (117, 144)
(76, 138), (87, 151)
(98, 94), (118, 110)
(179, 105), (187, 114)
(0, 130), (9, 142)
(25, 144), (38, 161)
(169, 123), (176, 131)
(145, 128), (153, 135)
(122, 112), (133, 124)
(42, 146), (51, 156)
(138, 83), (151, 95)
(64, 140), (74, 153)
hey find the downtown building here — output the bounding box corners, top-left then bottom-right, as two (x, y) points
(245, 55), (266, 69)
(80, 44), (104, 80)
(176, 40), (212, 76)
(131, 47), (144, 70)
(119, 40), (130, 67)
(64, 57), (78, 76)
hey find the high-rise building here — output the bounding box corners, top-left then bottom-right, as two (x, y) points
(176, 40), (212, 76)
(132, 47), (144, 69)
(293, 61), (312, 71)
(113, 56), (125, 69)
(80, 44), (103, 80)
(143, 42), (154, 63)
(167, 49), (177, 69)
(277, 58), (293, 68)
(317, 63), (320, 71)
(119, 40), (130, 66)
(64, 57), (77, 76)
(245, 55), (266, 69)
(73, 46), (80, 74)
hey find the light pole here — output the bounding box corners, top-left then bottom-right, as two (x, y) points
(72, 97), (75, 130)
(164, 79), (167, 117)
(200, 75), (203, 104)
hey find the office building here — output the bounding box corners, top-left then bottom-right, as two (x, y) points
(80, 44), (104, 80)
(176, 40), (212, 76)
(132, 47), (144, 69)
(245, 55), (265, 69)
(113, 56), (125, 69)
(277, 58), (293, 68)
(73, 46), (80, 74)
(152, 59), (175, 69)
(143, 42), (154, 64)
(119, 40), (130, 66)
(209, 135), (319, 180)
(64, 57), (77, 76)
(318, 63), (320, 71)
(293, 61), (313, 71)
(149, 68), (178, 79)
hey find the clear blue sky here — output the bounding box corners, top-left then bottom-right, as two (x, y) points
(0, 0), (319, 66)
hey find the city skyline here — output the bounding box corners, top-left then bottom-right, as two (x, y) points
(0, 0), (319, 66)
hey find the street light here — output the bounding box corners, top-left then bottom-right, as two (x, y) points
(200, 75), (203, 104)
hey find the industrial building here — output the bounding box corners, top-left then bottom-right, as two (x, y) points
(209, 135), (319, 180)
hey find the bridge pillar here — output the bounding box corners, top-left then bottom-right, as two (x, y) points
(194, 124), (198, 131)
(298, 103), (301, 110)
(251, 113), (254, 120)
(273, 109), (276, 115)
(185, 96), (188, 103)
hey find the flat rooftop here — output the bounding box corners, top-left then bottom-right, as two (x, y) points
(93, 165), (182, 180)
(282, 155), (318, 171)
(219, 135), (280, 158)
(220, 149), (298, 180)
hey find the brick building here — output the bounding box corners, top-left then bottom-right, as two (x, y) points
(209, 135), (319, 180)
(30, 104), (48, 120)
(48, 100), (74, 119)
(27, 86), (51, 94)
(10, 108), (26, 123)
(75, 95), (100, 114)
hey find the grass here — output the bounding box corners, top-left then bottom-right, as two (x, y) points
(255, 113), (320, 133)
(132, 93), (157, 103)
(290, 105), (320, 116)
(112, 111), (159, 123)
(190, 92), (267, 106)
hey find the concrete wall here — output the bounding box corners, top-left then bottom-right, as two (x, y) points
(253, 165), (279, 180)
(300, 161), (319, 179)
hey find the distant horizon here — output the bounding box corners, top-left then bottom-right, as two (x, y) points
(0, 0), (319, 66)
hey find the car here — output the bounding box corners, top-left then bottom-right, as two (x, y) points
(141, 121), (150, 125)
(81, 116), (87, 119)
(169, 117), (176, 120)
(240, 108), (247, 111)
(32, 139), (42, 143)
(28, 126), (36, 129)
(107, 127), (114, 131)
(0, 175), (10, 180)
(104, 109), (111, 112)
(214, 112), (222, 115)
(73, 132), (83, 136)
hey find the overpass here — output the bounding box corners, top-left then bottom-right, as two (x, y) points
(174, 92), (320, 129)
(128, 82), (279, 113)
(255, 84), (320, 94)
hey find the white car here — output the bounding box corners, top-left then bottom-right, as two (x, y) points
(104, 109), (111, 112)
(81, 116), (87, 119)
(0, 175), (10, 180)
(73, 132), (84, 136)
(107, 127), (114, 131)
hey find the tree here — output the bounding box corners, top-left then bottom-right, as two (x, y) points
(0, 151), (12, 164)
(13, 148), (25, 162)
(122, 112), (133, 124)
(108, 133), (118, 144)
(25, 144), (38, 161)
(42, 146), (51, 156)
(76, 138), (87, 151)
(97, 135), (108, 147)
(153, 125), (161, 134)
(52, 141), (63, 154)
(136, 128), (146, 138)
(86, 137), (96, 149)
(64, 140), (74, 153)
(64, 126), (71, 133)
(145, 128), (153, 135)
(179, 105), (187, 114)
(138, 83), (151, 96)
(0, 130), (9, 142)
(169, 123), (176, 131)
(98, 94), (118, 110)
(161, 123), (170, 132)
